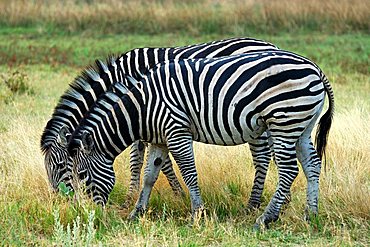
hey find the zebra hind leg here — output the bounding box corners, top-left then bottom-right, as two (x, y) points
(296, 117), (322, 221)
(161, 155), (185, 196)
(247, 132), (291, 212)
(122, 140), (147, 208)
(127, 144), (168, 220)
(247, 132), (271, 210)
(254, 135), (299, 230)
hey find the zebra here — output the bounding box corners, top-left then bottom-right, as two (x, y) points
(67, 50), (334, 228)
(40, 37), (279, 206)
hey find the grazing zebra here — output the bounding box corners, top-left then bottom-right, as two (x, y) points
(40, 37), (279, 206)
(67, 50), (334, 228)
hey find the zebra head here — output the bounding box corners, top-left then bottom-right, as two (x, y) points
(67, 129), (116, 205)
(41, 125), (73, 193)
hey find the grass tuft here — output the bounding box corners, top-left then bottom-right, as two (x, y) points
(0, 68), (33, 103)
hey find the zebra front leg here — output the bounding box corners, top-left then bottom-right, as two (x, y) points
(122, 140), (147, 208)
(254, 136), (299, 230)
(160, 155), (184, 196)
(167, 135), (203, 221)
(128, 144), (168, 220)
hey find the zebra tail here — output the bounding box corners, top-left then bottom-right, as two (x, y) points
(315, 71), (335, 167)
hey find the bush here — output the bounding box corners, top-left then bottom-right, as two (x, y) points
(1, 69), (33, 102)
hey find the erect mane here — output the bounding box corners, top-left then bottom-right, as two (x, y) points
(40, 54), (123, 153)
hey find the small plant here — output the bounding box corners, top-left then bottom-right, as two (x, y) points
(2, 69), (32, 94)
(52, 209), (99, 246)
(1, 69), (34, 103)
(58, 182), (75, 197)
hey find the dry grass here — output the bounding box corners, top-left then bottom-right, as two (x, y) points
(0, 0), (368, 34)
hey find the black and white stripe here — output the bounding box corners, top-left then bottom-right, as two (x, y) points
(40, 37), (278, 205)
(67, 50), (334, 228)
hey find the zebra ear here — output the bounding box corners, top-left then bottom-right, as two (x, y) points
(81, 131), (94, 154)
(125, 74), (139, 88)
(57, 125), (71, 146)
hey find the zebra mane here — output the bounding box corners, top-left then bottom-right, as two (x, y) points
(72, 82), (131, 135)
(40, 54), (123, 153)
(67, 87), (130, 156)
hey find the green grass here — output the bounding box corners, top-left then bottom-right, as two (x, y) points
(0, 28), (369, 245)
(1, 30), (369, 75)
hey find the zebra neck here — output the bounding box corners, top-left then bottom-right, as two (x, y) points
(95, 87), (144, 158)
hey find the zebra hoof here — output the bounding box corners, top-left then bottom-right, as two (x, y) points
(304, 206), (318, 222)
(245, 202), (261, 214)
(191, 206), (206, 224)
(127, 212), (138, 221)
(127, 207), (145, 221)
(253, 215), (269, 232)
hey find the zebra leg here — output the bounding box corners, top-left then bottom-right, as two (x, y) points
(167, 135), (203, 220)
(122, 140), (147, 208)
(296, 117), (322, 221)
(128, 144), (168, 220)
(247, 132), (272, 210)
(267, 133), (292, 207)
(247, 131), (292, 211)
(160, 155), (185, 196)
(254, 136), (299, 230)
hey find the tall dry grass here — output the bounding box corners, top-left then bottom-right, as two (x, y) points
(0, 0), (368, 34)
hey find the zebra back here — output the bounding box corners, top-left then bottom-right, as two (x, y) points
(69, 50), (327, 155)
(40, 37), (278, 152)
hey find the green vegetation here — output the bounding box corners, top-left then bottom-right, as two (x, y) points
(0, 0), (369, 245)
(0, 69), (33, 103)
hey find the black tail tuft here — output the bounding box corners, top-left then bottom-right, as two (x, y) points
(315, 106), (333, 160)
(315, 72), (334, 169)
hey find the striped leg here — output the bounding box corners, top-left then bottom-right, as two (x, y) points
(247, 131), (291, 210)
(167, 135), (203, 219)
(122, 140), (147, 208)
(296, 116), (322, 221)
(247, 132), (272, 209)
(254, 135), (299, 229)
(160, 155), (184, 195)
(128, 144), (168, 220)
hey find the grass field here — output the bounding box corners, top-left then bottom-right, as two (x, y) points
(0, 1), (370, 245)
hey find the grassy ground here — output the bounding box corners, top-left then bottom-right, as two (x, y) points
(0, 25), (369, 246)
